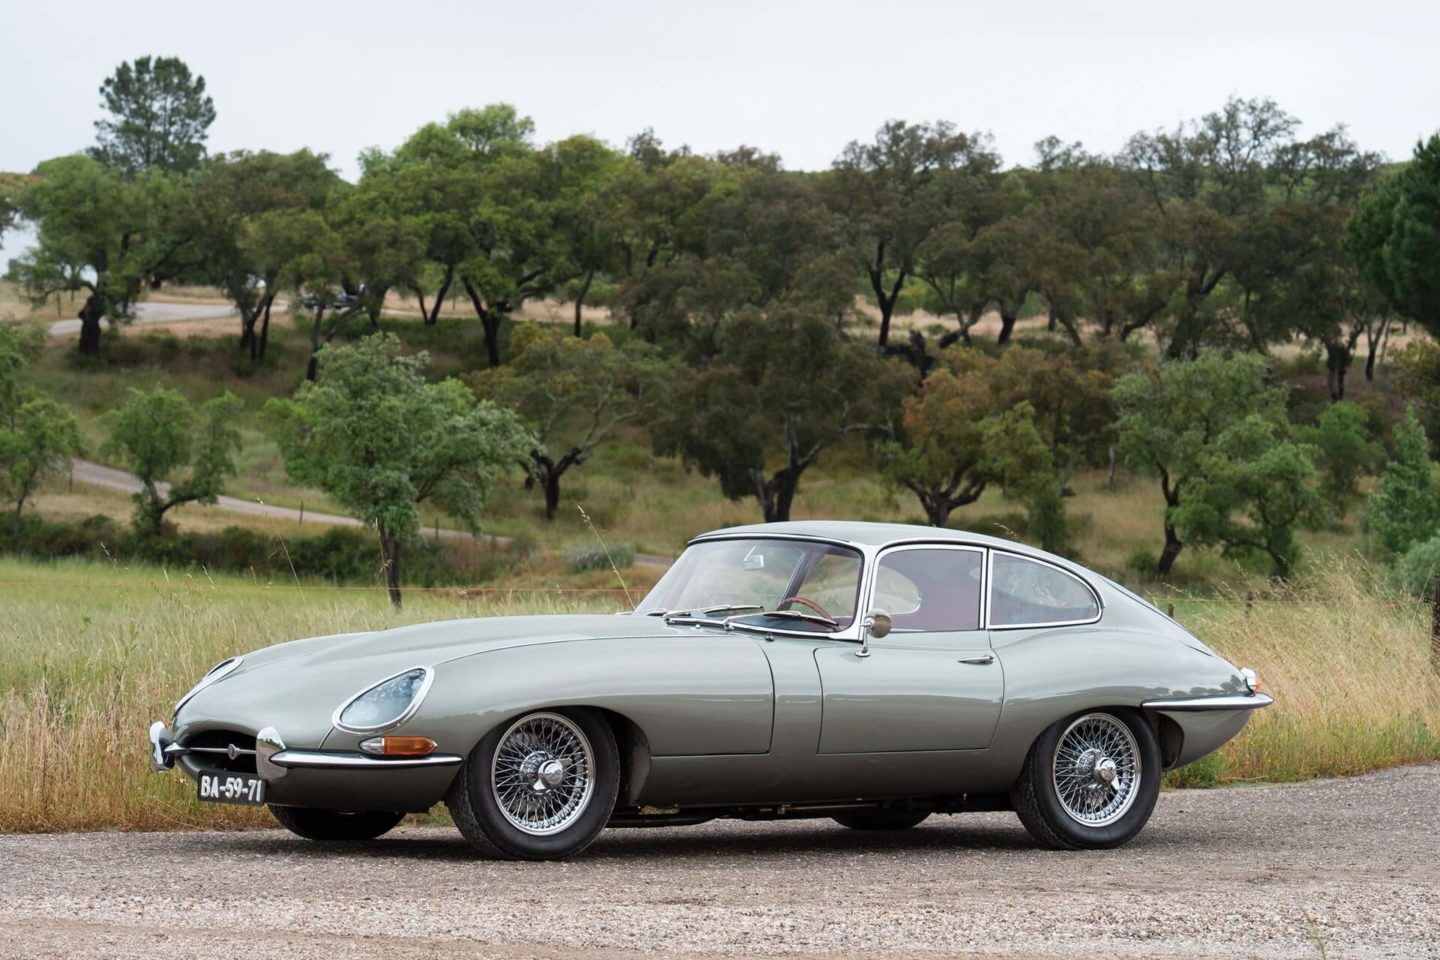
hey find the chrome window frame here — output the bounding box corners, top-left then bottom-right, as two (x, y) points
(984, 549), (1103, 630)
(865, 543), (988, 634)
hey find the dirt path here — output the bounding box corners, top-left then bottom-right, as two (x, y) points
(69, 459), (674, 568)
(0, 765), (1434, 959)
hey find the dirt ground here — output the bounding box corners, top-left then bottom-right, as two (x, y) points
(0, 764), (1435, 959)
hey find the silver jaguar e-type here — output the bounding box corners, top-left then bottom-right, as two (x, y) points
(148, 521), (1272, 859)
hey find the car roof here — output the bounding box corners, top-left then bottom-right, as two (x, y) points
(691, 520), (1069, 566)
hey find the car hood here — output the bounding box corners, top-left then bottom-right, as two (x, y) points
(174, 614), (677, 745)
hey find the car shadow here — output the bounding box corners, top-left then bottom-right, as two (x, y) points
(209, 817), (1061, 863)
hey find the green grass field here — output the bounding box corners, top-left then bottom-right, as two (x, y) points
(1, 556), (1436, 833)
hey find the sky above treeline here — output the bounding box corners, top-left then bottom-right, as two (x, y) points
(3, 0), (1437, 244)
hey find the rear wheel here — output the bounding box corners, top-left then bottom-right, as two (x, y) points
(833, 809), (930, 831)
(1010, 709), (1160, 850)
(268, 806), (404, 842)
(446, 708), (620, 861)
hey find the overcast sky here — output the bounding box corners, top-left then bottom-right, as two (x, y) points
(4, 0), (1437, 259)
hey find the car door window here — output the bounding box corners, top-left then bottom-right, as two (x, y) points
(989, 553), (1099, 627)
(873, 548), (983, 632)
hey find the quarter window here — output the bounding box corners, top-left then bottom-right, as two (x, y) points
(989, 553), (1099, 627)
(873, 548), (983, 632)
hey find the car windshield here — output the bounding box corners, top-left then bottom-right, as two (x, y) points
(637, 539), (863, 631)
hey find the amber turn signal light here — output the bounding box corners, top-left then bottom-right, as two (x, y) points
(358, 735), (437, 757)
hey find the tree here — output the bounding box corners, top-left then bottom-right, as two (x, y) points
(878, 350), (1048, 529)
(1298, 401), (1383, 516)
(9, 156), (188, 355)
(99, 387), (243, 537)
(1121, 98), (1374, 359)
(1365, 408), (1440, 557)
(91, 56), (216, 176)
(1348, 135), (1440, 336)
(188, 150), (340, 361)
(245, 207), (351, 380)
(1114, 351), (1321, 577)
(0, 324), (80, 535)
(1172, 415), (1325, 578)
(0, 395), (82, 536)
(828, 121), (999, 348)
(471, 326), (669, 520)
(267, 334), (531, 606)
(655, 304), (914, 522)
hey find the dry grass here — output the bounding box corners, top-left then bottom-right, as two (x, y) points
(1, 555), (1436, 833)
(0, 558), (622, 832)
(1165, 555), (1440, 785)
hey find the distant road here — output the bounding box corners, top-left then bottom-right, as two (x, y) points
(70, 459), (672, 568)
(48, 301), (238, 337)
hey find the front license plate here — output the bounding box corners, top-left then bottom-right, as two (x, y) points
(197, 769), (266, 806)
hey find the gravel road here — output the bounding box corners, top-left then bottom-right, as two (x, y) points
(0, 765), (1435, 959)
(67, 459), (674, 568)
(47, 301), (239, 337)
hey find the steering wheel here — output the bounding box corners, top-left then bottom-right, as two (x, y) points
(780, 595), (833, 620)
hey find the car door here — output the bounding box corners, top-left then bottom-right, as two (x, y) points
(814, 545), (1004, 753)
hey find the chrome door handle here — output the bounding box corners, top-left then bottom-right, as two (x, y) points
(958, 654), (995, 665)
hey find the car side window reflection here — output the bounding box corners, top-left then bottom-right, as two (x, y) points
(989, 553), (1099, 627)
(873, 549), (983, 632)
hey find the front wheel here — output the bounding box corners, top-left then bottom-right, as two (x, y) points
(446, 708), (620, 860)
(269, 806), (404, 842)
(1010, 709), (1160, 850)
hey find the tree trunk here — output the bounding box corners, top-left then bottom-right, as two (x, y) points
(750, 465), (801, 523)
(543, 470), (561, 521)
(996, 309), (1018, 346)
(1365, 315), (1391, 382)
(305, 304), (326, 382)
(1156, 523), (1183, 577)
(258, 295), (273, 361)
(1325, 342), (1351, 402)
(922, 493), (951, 529)
(427, 266), (454, 326)
(379, 532), (402, 608)
(12, 502), (22, 538)
(77, 295), (104, 357)
(462, 279), (505, 367)
(574, 269), (594, 337)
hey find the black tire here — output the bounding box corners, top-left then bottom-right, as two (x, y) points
(1010, 708), (1160, 850)
(268, 806), (404, 842)
(833, 809), (931, 831)
(446, 708), (620, 861)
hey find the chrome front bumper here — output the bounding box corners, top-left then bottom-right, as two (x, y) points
(147, 721), (463, 775)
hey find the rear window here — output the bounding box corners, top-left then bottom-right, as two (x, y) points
(989, 553), (1099, 627)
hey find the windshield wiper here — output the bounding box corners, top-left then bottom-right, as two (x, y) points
(663, 603), (764, 623)
(756, 609), (840, 629)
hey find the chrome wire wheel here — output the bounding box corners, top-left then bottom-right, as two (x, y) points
(1052, 712), (1141, 828)
(490, 712), (595, 836)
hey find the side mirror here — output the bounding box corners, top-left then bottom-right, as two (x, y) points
(857, 609), (891, 658)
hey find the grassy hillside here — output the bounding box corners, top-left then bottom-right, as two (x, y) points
(12, 291), (1387, 591)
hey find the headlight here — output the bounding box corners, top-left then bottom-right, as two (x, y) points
(174, 657), (243, 715)
(333, 667), (432, 733)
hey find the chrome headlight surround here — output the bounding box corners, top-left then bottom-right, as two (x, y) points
(174, 656), (243, 716)
(332, 667), (434, 734)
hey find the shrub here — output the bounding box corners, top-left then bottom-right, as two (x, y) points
(1397, 534), (1440, 597)
(1365, 407), (1440, 557)
(566, 542), (634, 573)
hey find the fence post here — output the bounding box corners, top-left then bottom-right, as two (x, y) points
(1245, 592), (1254, 617)
(1166, 603), (1175, 620)
(1432, 575), (1440, 673)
